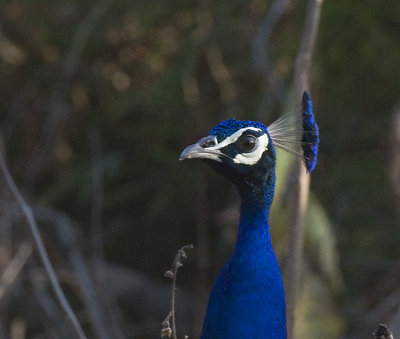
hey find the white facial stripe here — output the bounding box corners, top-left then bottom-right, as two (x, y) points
(213, 127), (265, 150)
(205, 127), (270, 165)
(232, 133), (269, 165)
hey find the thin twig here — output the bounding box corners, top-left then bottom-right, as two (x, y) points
(252, 0), (292, 77)
(373, 324), (394, 339)
(251, 0), (293, 105)
(293, 0), (323, 100)
(162, 244), (193, 339)
(0, 151), (87, 339)
(284, 1), (323, 338)
(0, 243), (32, 299)
(34, 206), (113, 339)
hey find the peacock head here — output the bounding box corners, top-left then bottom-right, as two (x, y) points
(180, 119), (276, 193)
(179, 92), (319, 205)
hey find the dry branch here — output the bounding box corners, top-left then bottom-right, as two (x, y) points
(284, 1), (323, 339)
(0, 151), (87, 339)
(0, 243), (32, 299)
(373, 324), (394, 339)
(252, 0), (293, 103)
(34, 206), (115, 339)
(162, 244), (193, 339)
(252, 0), (293, 77)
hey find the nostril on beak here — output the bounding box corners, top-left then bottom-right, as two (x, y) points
(200, 136), (217, 148)
(201, 140), (216, 148)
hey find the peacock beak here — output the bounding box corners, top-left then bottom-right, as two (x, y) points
(180, 136), (223, 162)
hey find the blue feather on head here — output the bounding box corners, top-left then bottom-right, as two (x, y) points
(208, 119), (268, 141)
(301, 91), (319, 173)
(267, 91), (319, 173)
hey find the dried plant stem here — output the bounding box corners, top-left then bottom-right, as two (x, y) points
(373, 324), (394, 339)
(0, 151), (87, 339)
(0, 243), (32, 299)
(285, 1), (323, 339)
(162, 244), (193, 339)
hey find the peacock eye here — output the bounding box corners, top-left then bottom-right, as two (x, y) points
(237, 135), (258, 152)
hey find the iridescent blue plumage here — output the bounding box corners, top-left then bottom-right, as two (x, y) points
(301, 91), (319, 173)
(201, 120), (286, 339)
(200, 201), (286, 339)
(208, 119), (268, 142)
(179, 94), (319, 339)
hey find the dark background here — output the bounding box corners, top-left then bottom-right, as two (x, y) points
(0, 0), (399, 338)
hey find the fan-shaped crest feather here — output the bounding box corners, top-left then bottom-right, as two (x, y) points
(268, 91), (319, 172)
(301, 91), (319, 172)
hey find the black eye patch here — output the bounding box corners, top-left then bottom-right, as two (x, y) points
(218, 130), (265, 158)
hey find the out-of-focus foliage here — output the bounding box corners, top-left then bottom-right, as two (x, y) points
(0, 0), (399, 338)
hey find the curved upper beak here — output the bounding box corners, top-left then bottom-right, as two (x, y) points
(179, 137), (223, 162)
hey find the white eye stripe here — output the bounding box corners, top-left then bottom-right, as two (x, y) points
(206, 127), (270, 165)
(212, 127), (267, 151)
(232, 133), (269, 165)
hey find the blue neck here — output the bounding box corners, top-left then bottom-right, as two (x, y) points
(236, 165), (276, 211)
(201, 176), (287, 339)
(234, 200), (271, 258)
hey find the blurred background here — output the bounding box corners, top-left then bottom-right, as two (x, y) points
(0, 0), (399, 338)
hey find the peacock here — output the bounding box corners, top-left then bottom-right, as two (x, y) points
(179, 92), (319, 339)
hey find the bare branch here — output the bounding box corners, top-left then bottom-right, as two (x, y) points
(162, 244), (194, 339)
(284, 1), (323, 339)
(251, 0), (293, 105)
(161, 312), (173, 338)
(34, 206), (115, 339)
(373, 324), (394, 339)
(293, 0), (323, 100)
(252, 0), (292, 77)
(0, 151), (87, 339)
(0, 243), (32, 299)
